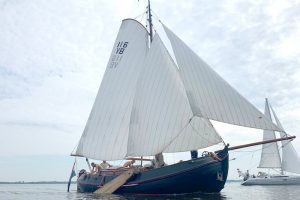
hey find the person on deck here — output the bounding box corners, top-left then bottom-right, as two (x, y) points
(154, 153), (166, 168)
(237, 168), (249, 181)
(190, 150), (198, 159)
(123, 160), (135, 168)
(91, 162), (101, 173)
(99, 160), (112, 169)
(245, 170), (250, 180)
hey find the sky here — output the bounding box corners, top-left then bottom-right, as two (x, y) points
(0, 0), (300, 182)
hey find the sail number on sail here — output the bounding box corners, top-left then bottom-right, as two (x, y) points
(109, 41), (129, 68)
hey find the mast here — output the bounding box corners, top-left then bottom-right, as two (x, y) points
(147, 0), (153, 42)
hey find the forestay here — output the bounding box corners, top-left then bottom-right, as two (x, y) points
(258, 99), (281, 168)
(127, 35), (222, 156)
(271, 105), (300, 174)
(75, 19), (149, 160)
(163, 24), (281, 132)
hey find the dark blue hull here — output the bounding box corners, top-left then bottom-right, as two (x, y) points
(77, 147), (228, 194)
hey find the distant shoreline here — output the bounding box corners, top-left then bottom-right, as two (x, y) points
(0, 181), (76, 184)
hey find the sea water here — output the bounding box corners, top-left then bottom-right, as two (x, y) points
(1, 182), (300, 200)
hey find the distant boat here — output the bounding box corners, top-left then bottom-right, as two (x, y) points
(70, 1), (295, 194)
(242, 98), (300, 185)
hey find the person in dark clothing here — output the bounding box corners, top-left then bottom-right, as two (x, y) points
(190, 150), (198, 159)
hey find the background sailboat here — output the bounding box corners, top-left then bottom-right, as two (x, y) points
(242, 98), (300, 185)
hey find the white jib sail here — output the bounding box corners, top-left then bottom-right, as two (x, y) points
(270, 105), (300, 174)
(258, 99), (281, 168)
(127, 34), (223, 157)
(163, 24), (281, 132)
(75, 19), (149, 160)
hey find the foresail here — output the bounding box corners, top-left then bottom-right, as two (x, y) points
(163, 24), (281, 132)
(75, 19), (149, 160)
(163, 116), (223, 153)
(258, 99), (281, 168)
(127, 34), (223, 157)
(270, 105), (300, 174)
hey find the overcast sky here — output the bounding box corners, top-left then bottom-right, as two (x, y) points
(0, 0), (300, 182)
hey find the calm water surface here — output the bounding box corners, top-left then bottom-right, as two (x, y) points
(1, 182), (300, 200)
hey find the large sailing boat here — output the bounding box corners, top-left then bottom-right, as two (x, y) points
(71, 1), (295, 194)
(242, 99), (300, 185)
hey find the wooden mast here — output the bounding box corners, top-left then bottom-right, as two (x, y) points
(147, 0), (153, 42)
(139, 0), (153, 166)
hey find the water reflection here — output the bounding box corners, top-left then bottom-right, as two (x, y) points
(3, 183), (300, 200)
(72, 192), (227, 200)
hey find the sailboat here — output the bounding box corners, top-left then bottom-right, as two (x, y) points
(241, 99), (300, 186)
(70, 1), (295, 194)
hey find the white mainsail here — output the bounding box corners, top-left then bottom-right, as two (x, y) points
(75, 19), (284, 161)
(258, 99), (281, 168)
(127, 34), (222, 156)
(270, 105), (300, 174)
(163, 24), (281, 132)
(75, 19), (149, 160)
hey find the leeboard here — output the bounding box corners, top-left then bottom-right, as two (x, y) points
(94, 169), (134, 194)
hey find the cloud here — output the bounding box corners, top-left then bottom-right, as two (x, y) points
(0, 0), (299, 181)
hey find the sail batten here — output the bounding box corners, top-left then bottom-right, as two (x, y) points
(163, 24), (281, 132)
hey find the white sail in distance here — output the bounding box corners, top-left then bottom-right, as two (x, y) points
(75, 19), (149, 160)
(258, 99), (281, 168)
(270, 105), (300, 174)
(163, 24), (281, 132)
(127, 34), (222, 156)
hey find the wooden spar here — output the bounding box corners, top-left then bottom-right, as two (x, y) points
(126, 157), (153, 161)
(85, 158), (92, 172)
(94, 169), (134, 194)
(225, 136), (296, 152)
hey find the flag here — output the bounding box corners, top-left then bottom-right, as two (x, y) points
(67, 160), (76, 192)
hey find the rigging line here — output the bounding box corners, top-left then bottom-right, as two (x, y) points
(159, 119), (191, 153)
(133, 8), (147, 20)
(150, 9), (163, 35)
(269, 103), (287, 134)
(144, 8), (163, 35)
(140, 11), (147, 24)
(189, 118), (224, 145)
(194, 115), (225, 145)
(70, 140), (80, 156)
(233, 141), (286, 165)
(280, 138), (292, 148)
(248, 152), (257, 170)
(234, 149), (261, 153)
(231, 149), (260, 160)
(244, 152), (258, 171)
(151, 9), (162, 23)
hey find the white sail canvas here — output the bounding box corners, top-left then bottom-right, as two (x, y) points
(163, 24), (281, 132)
(258, 99), (281, 168)
(127, 34), (222, 156)
(270, 105), (300, 174)
(163, 116), (223, 153)
(75, 19), (149, 160)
